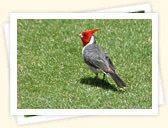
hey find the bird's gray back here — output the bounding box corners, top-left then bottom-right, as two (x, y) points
(83, 44), (114, 72)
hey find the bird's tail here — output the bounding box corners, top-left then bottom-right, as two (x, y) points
(110, 73), (126, 88)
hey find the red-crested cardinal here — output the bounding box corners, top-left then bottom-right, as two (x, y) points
(79, 29), (126, 88)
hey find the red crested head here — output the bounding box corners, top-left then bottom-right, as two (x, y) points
(79, 29), (99, 47)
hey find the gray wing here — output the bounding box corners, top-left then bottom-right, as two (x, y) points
(83, 44), (115, 73)
(105, 55), (115, 73)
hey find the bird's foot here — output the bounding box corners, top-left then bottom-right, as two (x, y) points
(103, 73), (106, 80)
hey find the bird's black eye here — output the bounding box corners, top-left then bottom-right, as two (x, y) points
(83, 34), (88, 38)
(82, 33), (86, 36)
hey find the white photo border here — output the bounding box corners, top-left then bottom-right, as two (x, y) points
(16, 115), (76, 125)
(10, 13), (158, 115)
(95, 3), (151, 13)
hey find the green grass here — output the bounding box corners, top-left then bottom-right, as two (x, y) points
(17, 19), (152, 109)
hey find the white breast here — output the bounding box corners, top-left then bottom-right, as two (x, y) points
(82, 36), (95, 55)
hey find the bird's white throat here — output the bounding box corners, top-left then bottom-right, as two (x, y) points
(82, 36), (95, 55)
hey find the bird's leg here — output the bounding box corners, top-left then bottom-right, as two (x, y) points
(103, 73), (106, 80)
(94, 73), (98, 79)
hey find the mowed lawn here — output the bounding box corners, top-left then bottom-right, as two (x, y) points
(17, 19), (152, 109)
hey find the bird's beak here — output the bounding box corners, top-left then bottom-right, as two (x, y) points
(79, 33), (83, 38)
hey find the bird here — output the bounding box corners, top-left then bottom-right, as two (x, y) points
(79, 28), (126, 88)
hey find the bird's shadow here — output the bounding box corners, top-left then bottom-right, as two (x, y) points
(80, 76), (118, 91)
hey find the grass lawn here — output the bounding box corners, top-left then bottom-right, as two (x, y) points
(17, 19), (152, 109)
